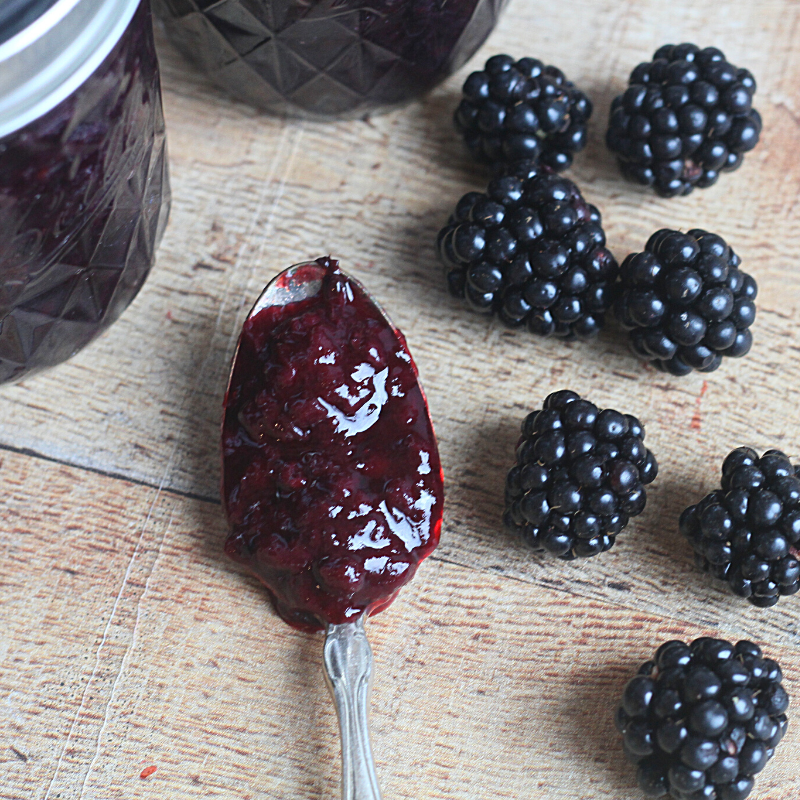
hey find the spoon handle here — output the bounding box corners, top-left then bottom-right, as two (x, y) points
(323, 617), (383, 800)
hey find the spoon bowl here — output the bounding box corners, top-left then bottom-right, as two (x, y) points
(248, 260), (326, 316)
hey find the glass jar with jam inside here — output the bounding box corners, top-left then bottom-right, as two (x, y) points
(155, 0), (508, 119)
(0, 0), (170, 384)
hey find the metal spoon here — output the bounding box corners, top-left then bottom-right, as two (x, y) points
(230, 262), (383, 800)
(324, 616), (382, 800)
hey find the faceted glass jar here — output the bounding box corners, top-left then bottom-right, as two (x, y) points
(0, 0), (170, 383)
(155, 0), (509, 118)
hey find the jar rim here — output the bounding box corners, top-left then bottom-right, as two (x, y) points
(0, 0), (62, 46)
(0, 0), (141, 139)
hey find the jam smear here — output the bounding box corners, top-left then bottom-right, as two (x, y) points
(222, 258), (444, 632)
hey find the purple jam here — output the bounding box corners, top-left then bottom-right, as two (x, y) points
(222, 258), (444, 631)
(0, 0), (170, 384)
(155, 0), (508, 118)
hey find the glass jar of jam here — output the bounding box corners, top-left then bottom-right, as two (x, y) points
(155, 0), (508, 119)
(0, 0), (170, 384)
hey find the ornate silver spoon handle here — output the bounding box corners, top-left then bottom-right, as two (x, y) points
(323, 616), (383, 800)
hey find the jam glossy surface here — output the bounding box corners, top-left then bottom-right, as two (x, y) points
(0, 0), (170, 384)
(156, 0), (508, 118)
(222, 258), (444, 631)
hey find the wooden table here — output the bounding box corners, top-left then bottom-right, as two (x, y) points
(3, 1), (800, 797)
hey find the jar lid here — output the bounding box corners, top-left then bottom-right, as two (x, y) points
(0, 0), (61, 45)
(0, 0), (141, 138)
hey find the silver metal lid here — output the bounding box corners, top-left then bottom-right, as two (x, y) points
(0, 0), (141, 139)
(0, 0), (61, 45)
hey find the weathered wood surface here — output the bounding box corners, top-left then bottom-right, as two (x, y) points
(3, 0), (800, 797)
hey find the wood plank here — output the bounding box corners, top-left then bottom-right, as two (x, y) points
(1, 451), (798, 799)
(0, 1), (799, 501)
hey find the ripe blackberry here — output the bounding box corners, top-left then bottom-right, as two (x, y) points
(617, 638), (790, 800)
(615, 229), (757, 375)
(454, 54), (593, 172)
(607, 43), (762, 197)
(437, 166), (618, 340)
(503, 390), (658, 559)
(680, 448), (800, 608)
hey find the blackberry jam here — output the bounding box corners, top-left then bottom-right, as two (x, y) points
(222, 258), (444, 631)
(155, 0), (508, 118)
(0, 0), (170, 384)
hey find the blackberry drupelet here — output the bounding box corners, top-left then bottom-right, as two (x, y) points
(615, 229), (757, 375)
(503, 390), (658, 559)
(454, 54), (593, 172)
(617, 638), (790, 800)
(607, 43), (762, 197)
(680, 448), (800, 608)
(437, 166), (618, 340)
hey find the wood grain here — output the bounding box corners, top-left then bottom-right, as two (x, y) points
(2, 450), (798, 799)
(3, 0), (800, 797)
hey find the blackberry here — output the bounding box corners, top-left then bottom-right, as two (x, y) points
(437, 166), (618, 340)
(607, 43), (762, 197)
(680, 448), (800, 608)
(617, 638), (790, 800)
(454, 54), (593, 172)
(615, 229), (756, 375)
(503, 390), (658, 559)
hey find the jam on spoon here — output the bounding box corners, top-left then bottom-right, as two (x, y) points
(222, 257), (444, 633)
(222, 258), (445, 799)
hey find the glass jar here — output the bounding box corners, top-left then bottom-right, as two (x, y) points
(0, 0), (170, 384)
(155, 0), (508, 119)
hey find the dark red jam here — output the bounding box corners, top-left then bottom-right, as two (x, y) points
(222, 258), (444, 631)
(0, 0), (170, 383)
(156, 0), (508, 118)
